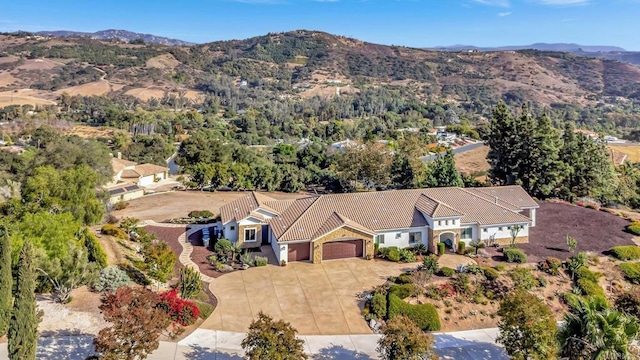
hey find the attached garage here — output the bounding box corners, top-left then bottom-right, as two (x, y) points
(288, 243), (310, 262)
(322, 240), (364, 261)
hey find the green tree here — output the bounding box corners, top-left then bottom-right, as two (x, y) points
(486, 101), (519, 186)
(79, 228), (108, 268)
(529, 114), (563, 198)
(8, 241), (42, 360)
(424, 149), (463, 188)
(241, 311), (308, 360)
(142, 241), (177, 283)
(0, 227), (11, 336)
(559, 295), (640, 360)
(377, 315), (438, 360)
(496, 290), (559, 360)
(391, 154), (425, 189)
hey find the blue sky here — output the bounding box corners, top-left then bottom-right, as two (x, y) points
(1, 0), (638, 49)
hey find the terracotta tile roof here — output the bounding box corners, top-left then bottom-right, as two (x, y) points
(263, 186), (535, 242)
(121, 169), (141, 179)
(465, 186), (539, 209)
(311, 212), (375, 240)
(264, 199), (297, 214)
(111, 158), (137, 174)
(133, 163), (168, 177)
(220, 192), (279, 224)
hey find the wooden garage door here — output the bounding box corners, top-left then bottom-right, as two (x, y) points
(288, 243), (310, 262)
(322, 240), (363, 261)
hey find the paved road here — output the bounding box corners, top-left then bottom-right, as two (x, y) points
(421, 142), (485, 162)
(0, 327), (507, 360)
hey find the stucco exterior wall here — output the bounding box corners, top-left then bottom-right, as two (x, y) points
(375, 228), (428, 249)
(494, 235), (529, 246)
(480, 224), (529, 241)
(311, 227), (374, 264)
(223, 221), (238, 243)
(431, 228), (462, 253)
(271, 235), (286, 263)
(108, 189), (144, 205)
(432, 217), (462, 231)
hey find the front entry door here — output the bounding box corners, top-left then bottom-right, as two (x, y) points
(261, 225), (269, 245)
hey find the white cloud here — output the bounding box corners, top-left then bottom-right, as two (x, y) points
(472, 0), (511, 7)
(498, 11), (513, 16)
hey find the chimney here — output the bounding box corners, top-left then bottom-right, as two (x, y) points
(117, 152), (122, 159)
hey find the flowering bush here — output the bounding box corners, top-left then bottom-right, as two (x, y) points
(158, 289), (200, 326)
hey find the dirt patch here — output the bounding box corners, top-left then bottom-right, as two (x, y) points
(15, 58), (62, 71)
(146, 53), (181, 69)
(187, 231), (224, 279)
(521, 202), (635, 262)
(0, 72), (21, 87)
(455, 145), (490, 175)
(38, 289), (107, 336)
(55, 80), (111, 96)
(115, 190), (308, 222)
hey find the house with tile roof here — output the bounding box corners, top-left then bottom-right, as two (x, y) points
(110, 154), (169, 187)
(219, 186), (538, 265)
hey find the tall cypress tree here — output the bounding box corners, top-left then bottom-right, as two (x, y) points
(512, 104), (538, 192)
(8, 241), (42, 360)
(530, 114), (563, 198)
(0, 227), (11, 337)
(487, 101), (519, 185)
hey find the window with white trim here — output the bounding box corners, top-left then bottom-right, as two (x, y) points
(396, 233), (401, 239)
(483, 228), (488, 233)
(409, 232), (421, 244)
(375, 234), (385, 244)
(230, 226), (235, 231)
(498, 227), (503, 231)
(445, 220), (449, 225)
(438, 220), (442, 226)
(244, 228), (257, 242)
(461, 227), (472, 240)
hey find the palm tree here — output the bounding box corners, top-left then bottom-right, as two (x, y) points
(559, 295), (640, 360)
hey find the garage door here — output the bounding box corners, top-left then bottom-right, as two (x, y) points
(288, 243), (310, 262)
(322, 240), (363, 261)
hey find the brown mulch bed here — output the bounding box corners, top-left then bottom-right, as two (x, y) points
(520, 201), (635, 263)
(188, 230), (226, 279)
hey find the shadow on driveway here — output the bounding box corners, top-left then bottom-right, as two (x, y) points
(311, 345), (374, 359)
(183, 344), (243, 360)
(434, 334), (508, 360)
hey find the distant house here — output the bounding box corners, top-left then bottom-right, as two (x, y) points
(331, 139), (358, 153)
(110, 154), (169, 187)
(107, 183), (145, 205)
(574, 129), (599, 139)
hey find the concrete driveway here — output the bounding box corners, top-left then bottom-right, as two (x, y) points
(202, 259), (416, 335)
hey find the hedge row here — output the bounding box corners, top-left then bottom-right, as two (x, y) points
(388, 294), (441, 331)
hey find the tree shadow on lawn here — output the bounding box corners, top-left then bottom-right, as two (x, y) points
(433, 334), (508, 360)
(311, 345), (374, 359)
(37, 331), (95, 360)
(183, 345), (243, 360)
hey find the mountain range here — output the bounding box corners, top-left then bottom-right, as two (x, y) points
(432, 43), (627, 53)
(1, 29), (639, 112)
(33, 29), (193, 46)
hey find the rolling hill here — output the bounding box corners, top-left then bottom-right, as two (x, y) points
(34, 29), (193, 46)
(0, 29), (639, 111)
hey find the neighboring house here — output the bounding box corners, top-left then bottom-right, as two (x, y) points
(111, 155), (169, 187)
(219, 186), (538, 265)
(331, 139), (358, 153)
(107, 183), (145, 205)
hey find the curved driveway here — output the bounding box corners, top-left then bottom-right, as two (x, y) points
(201, 259), (415, 335)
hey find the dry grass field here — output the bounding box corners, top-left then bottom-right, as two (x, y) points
(15, 58), (62, 71)
(125, 87), (205, 102)
(0, 72), (20, 87)
(0, 89), (56, 107)
(64, 125), (125, 139)
(114, 190), (309, 222)
(55, 80), (111, 96)
(146, 53), (181, 69)
(609, 144), (640, 163)
(454, 145), (490, 175)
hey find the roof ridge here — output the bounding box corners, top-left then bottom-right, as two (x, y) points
(278, 195), (322, 240)
(420, 192), (461, 216)
(459, 187), (526, 214)
(466, 187), (520, 209)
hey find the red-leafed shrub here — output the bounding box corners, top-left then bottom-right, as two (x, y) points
(158, 289), (200, 326)
(438, 283), (456, 298)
